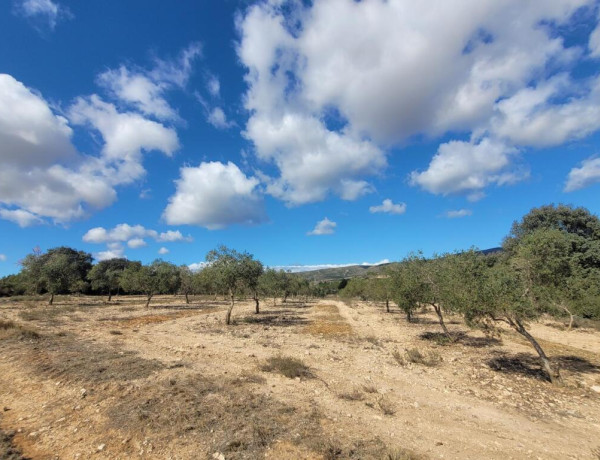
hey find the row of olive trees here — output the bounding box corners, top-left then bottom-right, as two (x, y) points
(341, 204), (600, 384)
(11, 244), (315, 324)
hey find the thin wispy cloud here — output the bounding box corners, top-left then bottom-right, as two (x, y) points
(445, 209), (473, 218)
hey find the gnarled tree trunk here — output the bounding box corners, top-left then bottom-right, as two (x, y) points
(145, 294), (152, 308)
(48, 293), (54, 305)
(254, 293), (260, 314)
(185, 292), (190, 304)
(560, 304), (574, 331)
(386, 299), (390, 313)
(225, 289), (235, 325)
(107, 290), (112, 302)
(431, 303), (450, 337)
(513, 318), (562, 385)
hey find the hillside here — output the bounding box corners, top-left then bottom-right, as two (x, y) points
(297, 247), (503, 282)
(296, 263), (395, 282)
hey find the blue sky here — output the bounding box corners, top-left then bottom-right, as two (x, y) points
(1, 0), (600, 276)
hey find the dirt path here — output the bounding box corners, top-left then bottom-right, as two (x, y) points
(1, 296), (599, 459)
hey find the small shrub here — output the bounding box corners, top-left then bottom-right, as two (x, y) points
(362, 384), (378, 394)
(319, 440), (344, 460)
(377, 396), (396, 416)
(405, 348), (441, 367)
(420, 331), (454, 346)
(391, 349), (405, 366)
(261, 356), (313, 379)
(364, 336), (382, 347)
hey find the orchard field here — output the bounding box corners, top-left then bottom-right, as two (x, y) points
(1, 294), (599, 459)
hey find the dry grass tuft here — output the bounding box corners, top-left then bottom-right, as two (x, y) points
(362, 384), (378, 394)
(261, 355), (313, 379)
(106, 374), (332, 459)
(377, 396), (396, 416)
(393, 348), (441, 367)
(0, 319), (40, 340)
(338, 389), (364, 401)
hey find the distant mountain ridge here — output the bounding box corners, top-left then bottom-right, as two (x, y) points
(296, 247), (502, 282)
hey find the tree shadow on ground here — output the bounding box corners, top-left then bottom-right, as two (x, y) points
(242, 313), (309, 328)
(420, 331), (502, 348)
(151, 303), (221, 311)
(487, 351), (600, 382)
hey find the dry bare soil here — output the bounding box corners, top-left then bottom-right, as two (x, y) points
(1, 295), (599, 459)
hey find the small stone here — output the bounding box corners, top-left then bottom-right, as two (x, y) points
(591, 385), (600, 393)
(97, 444), (106, 452)
(80, 389), (87, 398)
(212, 453), (225, 460)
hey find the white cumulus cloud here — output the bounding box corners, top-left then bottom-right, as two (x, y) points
(237, 0), (600, 201)
(410, 138), (528, 196)
(127, 238), (147, 249)
(307, 217), (336, 236)
(163, 161), (267, 230)
(369, 199), (407, 215)
(564, 156), (600, 192)
(158, 247), (169, 255)
(0, 254), (7, 262)
(207, 107), (234, 129)
(83, 223), (192, 244)
(0, 74), (118, 225)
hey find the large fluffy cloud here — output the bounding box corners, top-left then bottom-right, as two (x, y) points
(0, 73), (181, 226)
(68, 95), (179, 184)
(237, 0), (600, 200)
(0, 75), (116, 223)
(410, 138), (527, 197)
(163, 161), (267, 229)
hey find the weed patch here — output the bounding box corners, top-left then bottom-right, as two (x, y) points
(338, 389), (364, 401)
(261, 355), (313, 379)
(393, 348), (441, 367)
(377, 396), (396, 416)
(0, 319), (40, 340)
(106, 374), (331, 459)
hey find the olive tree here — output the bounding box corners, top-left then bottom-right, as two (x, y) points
(242, 258), (264, 313)
(120, 259), (180, 308)
(390, 255), (424, 322)
(204, 246), (261, 325)
(178, 266), (194, 304)
(20, 246), (93, 305)
(447, 250), (564, 384)
(88, 258), (136, 301)
(368, 276), (394, 313)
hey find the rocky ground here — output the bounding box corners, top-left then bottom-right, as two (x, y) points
(0, 295), (599, 459)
